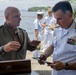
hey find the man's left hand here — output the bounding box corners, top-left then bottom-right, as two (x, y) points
(48, 61), (65, 71)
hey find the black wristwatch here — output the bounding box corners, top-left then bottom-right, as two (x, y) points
(65, 63), (69, 70)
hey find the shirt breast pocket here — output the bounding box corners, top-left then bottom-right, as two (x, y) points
(70, 45), (76, 51)
(66, 43), (76, 51)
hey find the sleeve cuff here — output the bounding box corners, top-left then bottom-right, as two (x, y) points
(0, 46), (5, 55)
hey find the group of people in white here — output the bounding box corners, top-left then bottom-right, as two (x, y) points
(33, 8), (58, 57)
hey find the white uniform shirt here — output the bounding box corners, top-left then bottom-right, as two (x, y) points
(34, 18), (44, 40)
(44, 16), (56, 33)
(51, 20), (76, 75)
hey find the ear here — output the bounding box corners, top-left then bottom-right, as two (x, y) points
(69, 12), (73, 18)
(5, 16), (9, 21)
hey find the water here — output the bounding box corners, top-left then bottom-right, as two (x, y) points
(0, 10), (36, 40)
(19, 11), (37, 40)
(0, 10), (47, 40)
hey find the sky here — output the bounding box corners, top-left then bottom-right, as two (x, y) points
(0, 0), (64, 10)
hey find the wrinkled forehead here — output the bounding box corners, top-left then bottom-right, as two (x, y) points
(54, 9), (65, 18)
(9, 8), (21, 16)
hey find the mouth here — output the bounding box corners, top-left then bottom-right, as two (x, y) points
(18, 21), (20, 24)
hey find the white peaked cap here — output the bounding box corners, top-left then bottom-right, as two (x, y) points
(37, 11), (44, 15)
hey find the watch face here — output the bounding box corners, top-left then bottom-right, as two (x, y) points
(65, 63), (69, 70)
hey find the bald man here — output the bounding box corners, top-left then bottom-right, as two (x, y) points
(0, 6), (39, 61)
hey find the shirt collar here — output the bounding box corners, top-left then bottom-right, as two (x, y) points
(68, 20), (76, 31)
(4, 22), (19, 34)
(59, 20), (75, 31)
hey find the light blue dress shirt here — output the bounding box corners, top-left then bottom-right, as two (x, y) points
(51, 20), (76, 75)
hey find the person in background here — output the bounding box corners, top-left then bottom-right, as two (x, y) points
(33, 11), (44, 57)
(42, 8), (57, 52)
(0, 6), (40, 61)
(38, 1), (76, 75)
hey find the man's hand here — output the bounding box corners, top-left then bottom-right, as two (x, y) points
(42, 23), (46, 27)
(38, 54), (47, 65)
(3, 41), (21, 52)
(48, 61), (65, 71)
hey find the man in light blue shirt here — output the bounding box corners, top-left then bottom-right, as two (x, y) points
(38, 1), (76, 75)
(42, 9), (56, 52)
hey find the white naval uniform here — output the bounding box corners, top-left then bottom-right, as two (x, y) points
(33, 18), (44, 57)
(43, 16), (56, 51)
(51, 20), (76, 75)
(34, 18), (43, 40)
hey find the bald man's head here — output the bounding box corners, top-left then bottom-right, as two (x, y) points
(4, 6), (20, 17)
(4, 6), (21, 28)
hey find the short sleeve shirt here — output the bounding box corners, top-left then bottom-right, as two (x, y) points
(51, 20), (76, 75)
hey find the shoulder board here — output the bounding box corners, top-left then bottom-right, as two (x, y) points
(0, 25), (3, 28)
(19, 28), (27, 33)
(19, 28), (26, 31)
(54, 24), (60, 28)
(55, 26), (60, 28)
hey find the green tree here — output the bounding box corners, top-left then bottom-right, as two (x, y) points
(28, 6), (51, 12)
(68, 0), (76, 20)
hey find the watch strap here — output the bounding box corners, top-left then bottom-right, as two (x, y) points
(65, 63), (69, 70)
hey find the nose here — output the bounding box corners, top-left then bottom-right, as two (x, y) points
(19, 17), (21, 20)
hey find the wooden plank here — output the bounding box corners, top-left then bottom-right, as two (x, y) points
(0, 59), (31, 74)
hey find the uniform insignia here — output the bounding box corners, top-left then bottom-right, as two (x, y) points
(67, 36), (76, 45)
(71, 36), (76, 40)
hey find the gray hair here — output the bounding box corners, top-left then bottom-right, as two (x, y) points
(52, 1), (73, 13)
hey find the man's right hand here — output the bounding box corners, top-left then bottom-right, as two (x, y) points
(38, 54), (47, 65)
(3, 41), (21, 52)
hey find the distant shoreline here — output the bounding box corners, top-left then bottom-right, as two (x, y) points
(28, 6), (51, 12)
